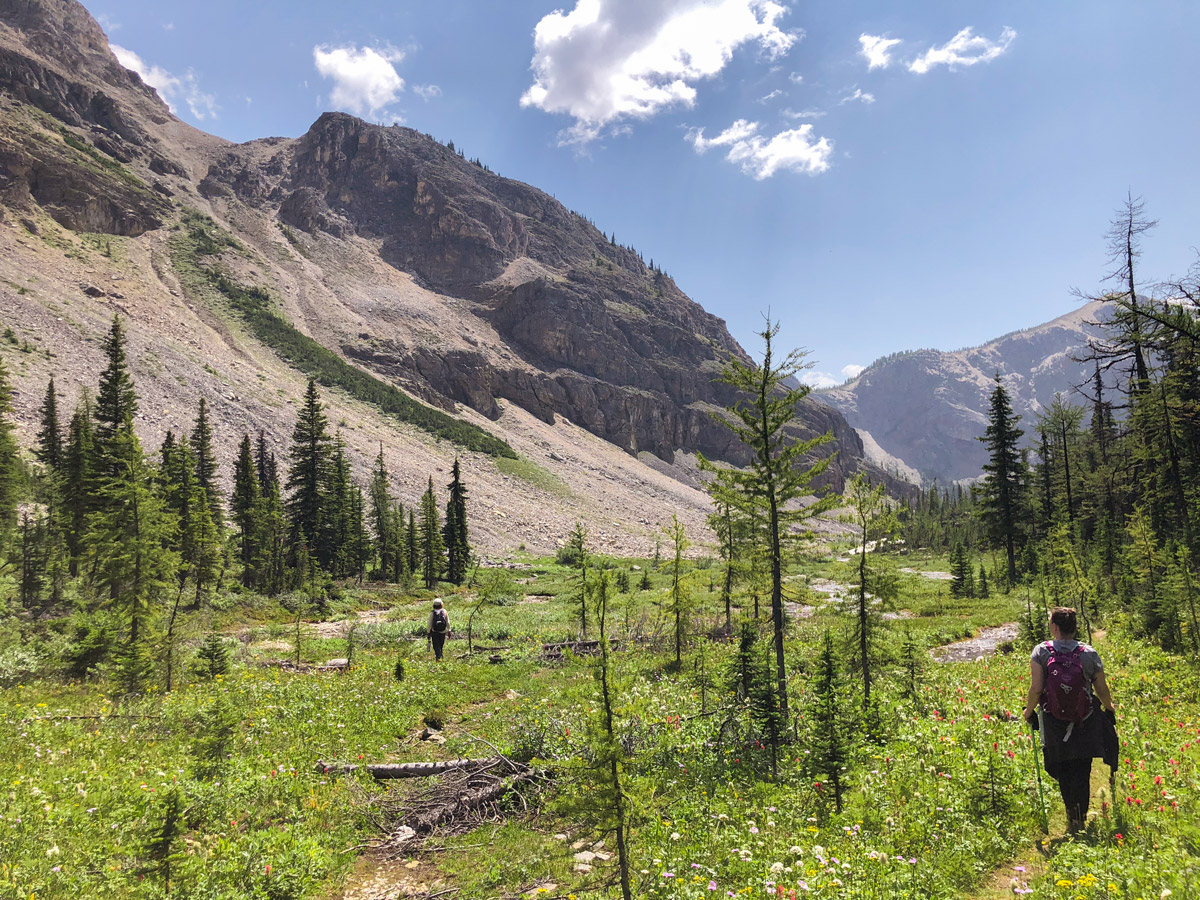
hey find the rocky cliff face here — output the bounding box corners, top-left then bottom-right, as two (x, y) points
(817, 300), (1111, 485)
(0, 0), (901, 556)
(194, 110), (878, 489)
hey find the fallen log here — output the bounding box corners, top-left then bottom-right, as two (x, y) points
(410, 767), (537, 834)
(315, 756), (504, 779)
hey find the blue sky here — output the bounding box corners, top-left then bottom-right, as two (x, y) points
(90, 1), (1200, 387)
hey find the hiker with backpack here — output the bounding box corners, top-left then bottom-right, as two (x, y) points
(1022, 607), (1117, 834)
(428, 598), (450, 661)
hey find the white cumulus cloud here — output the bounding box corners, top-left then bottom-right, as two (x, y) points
(111, 45), (218, 120)
(840, 87), (874, 105)
(688, 118), (832, 179)
(858, 33), (901, 70)
(800, 371), (839, 389)
(801, 363), (863, 389)
(908, 26), (1016, 74)
(313, 44), (405, 119)
(522, 0), (798, 146)
(413, 84), (441, 101)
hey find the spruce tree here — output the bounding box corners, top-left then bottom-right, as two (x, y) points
(406, 509), (418, 576)
(328, 434), (351, 577)
(63, 398), (94, 573)
(35, 377), (62, 472)
(390, 502), (407, 581)
(285, 379), (332, 569)
(347, 484), (369, 582)
(369, 447), (396, 579)
(87, 416), (177, 652)
(93, 316), (138, 473)
(809, 630), (849, 814)
(256, 468), (288, 596)
(0, 360), (19, 541)
(443, 458), (470, 585)
(231, 434), (261, 587)
(977, 376), (1027, 584)
(189, 397), (223, 529)
(418, 477), (444, 589)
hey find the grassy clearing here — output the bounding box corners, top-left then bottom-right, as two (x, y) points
(494, 455), (575, 498)
(2, 550), (1197, 899)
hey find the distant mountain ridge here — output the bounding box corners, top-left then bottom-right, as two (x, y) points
(817, 300), (1112, 485)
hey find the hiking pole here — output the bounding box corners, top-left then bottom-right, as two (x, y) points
(1027, 714), (1049, 834)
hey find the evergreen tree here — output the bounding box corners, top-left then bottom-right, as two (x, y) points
(588, 570), (634, 900)
(443, 458), (470, 585)
(231, 434), (261, 587)
(189, 397), (223, 529)
(63, 398), (94, 573)
(255, 430), (276, 490)
(978, 564), (990, 598)
(328, 434), (351, 577)
(255, 468), (288, 596)
(93, 316), (138, 473)
(977, 376), (1027, 584)
(86, 416), (177, 654)
(161, 436), (220, 610)
(845, 473), (899, 706)
(369, 447), (396, 579)
(347, 484), (369, 582)
(418, 477), (444, 589)
(664, 515), (691, 667)
(699, 318), (837, 726)
(406, 509), (418, 575)
(0, 360), (19, 541)
(563, 521), (590, 638)
(35, 377), (62, 472)
(17, 510), (45, 607)
(808, 631), (849, 814)
(285, 379), (333, 568)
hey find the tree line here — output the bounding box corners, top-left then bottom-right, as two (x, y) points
(905, 195), (1200, 654)
(1, 315), (473, 688)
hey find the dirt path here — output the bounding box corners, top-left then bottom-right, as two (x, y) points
(930, 623), (1018, 662)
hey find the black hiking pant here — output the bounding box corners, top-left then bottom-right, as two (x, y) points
(1050, 757), (1092, 825)
(431, 632), (446, 661)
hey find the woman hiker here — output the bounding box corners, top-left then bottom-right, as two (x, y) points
(1022, 606), (1117, 834)
(428, 598), (450, 661)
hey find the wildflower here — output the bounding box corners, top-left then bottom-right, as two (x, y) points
(709, 881), (718, 891)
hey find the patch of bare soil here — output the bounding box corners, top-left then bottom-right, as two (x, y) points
(311, 609), (389, 639)
(901, 567), (954, 581)
(333, 853), (452, 900)
(931, 623), (1018, 662)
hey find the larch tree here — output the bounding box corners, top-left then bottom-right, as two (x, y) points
(699, 317), (837, 727)
(844, 472), (898, 707)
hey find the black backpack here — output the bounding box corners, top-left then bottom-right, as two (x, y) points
(432, 608), (448, 634)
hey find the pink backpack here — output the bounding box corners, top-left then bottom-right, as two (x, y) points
(1042, 642), (1092, 723)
